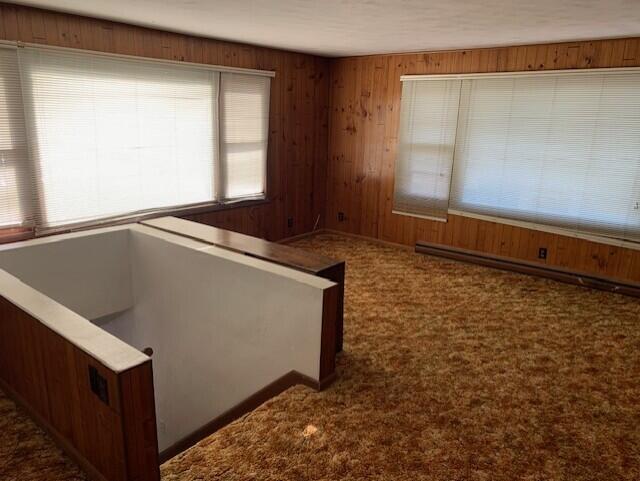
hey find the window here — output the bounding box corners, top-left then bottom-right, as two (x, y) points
(394, 79), (460, 220)
(0, 44), (272, 233)
(0, 48), (31, 228)
(219, 73), (270, 200)
(396, 69), (640, 243)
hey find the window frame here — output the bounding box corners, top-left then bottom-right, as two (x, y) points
(397, 66), (640, 250)
(0, 40), (274, 243)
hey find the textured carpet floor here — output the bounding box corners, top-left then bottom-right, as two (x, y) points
(0, 388), (88, 481)
(1, 234), (639, 480)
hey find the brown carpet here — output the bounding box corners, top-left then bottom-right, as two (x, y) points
(0, 390), (88, 481)
(2, 233), (639, 480)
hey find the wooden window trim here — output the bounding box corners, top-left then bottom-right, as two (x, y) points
(0, 197), (270, 245)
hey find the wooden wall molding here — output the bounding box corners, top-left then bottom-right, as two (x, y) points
(323, 228), (413, 251)
(417, 241), (640, 298)
(0, 376), (109, 481)
(326, 36), (640, 283)
(0, 2), (329, 242)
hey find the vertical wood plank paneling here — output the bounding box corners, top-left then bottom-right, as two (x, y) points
(120, 363), (160, 481)
(3, 3), (639, 282)
(0, 295), (159, 481)
(0, 2), (329, 242)
(319, 284), (338, 383)
(327, 37), (640, 283)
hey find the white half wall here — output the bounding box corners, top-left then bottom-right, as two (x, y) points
(0, 227), (133, 320)
(100, 224), (333, 452)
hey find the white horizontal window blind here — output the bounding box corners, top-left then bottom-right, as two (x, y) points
(396, 69), (640, 243)
(219, 73), (270, 200)
(0, 47), (32, 228)
(450, 73), (640, 241)
(393, 79), (461, 220)
(0, 42), (273, 235)
(20, 47), (219, 229)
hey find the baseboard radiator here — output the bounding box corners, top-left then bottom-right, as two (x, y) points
(416, 241), (640, 298)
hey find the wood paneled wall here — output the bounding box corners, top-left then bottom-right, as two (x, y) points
(0, 2), (329, 242)
(2, 3), (640, 281)
(0, 295), (159, 481)
(326, 37), (640, 282)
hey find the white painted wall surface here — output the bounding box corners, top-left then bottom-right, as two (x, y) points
(0, 227), (133, 320)
(100, 224), (333, 452)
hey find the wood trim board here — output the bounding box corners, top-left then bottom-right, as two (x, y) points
(416, 241), (640, 297)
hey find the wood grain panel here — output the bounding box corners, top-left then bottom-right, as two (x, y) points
(326, 37), (640, 282)
(0, 295), (159, 481)
(0, 2), (329, 242)
(120, 363), (160, 481)
(319, 283), (338, 383)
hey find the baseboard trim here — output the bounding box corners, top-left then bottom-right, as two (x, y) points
(277, 227), (411, 253)
(323, 229), (414, 251)
(416, 241), (640, 298)
(291, 231), (640, 296)
(0, 377), (108, 481)
(278, 229), (325, 244)
(158, 370), (335, 464)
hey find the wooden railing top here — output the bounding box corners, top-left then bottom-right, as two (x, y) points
(142, 217), (343, 274)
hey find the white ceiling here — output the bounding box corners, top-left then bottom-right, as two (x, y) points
(14, 0), (640, 57)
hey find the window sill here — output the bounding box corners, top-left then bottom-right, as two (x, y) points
(186, 198), (271, 214)
(392, 206), (640, 252)
(0, 198), (270, 245)
(0, 227), (35, 245)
